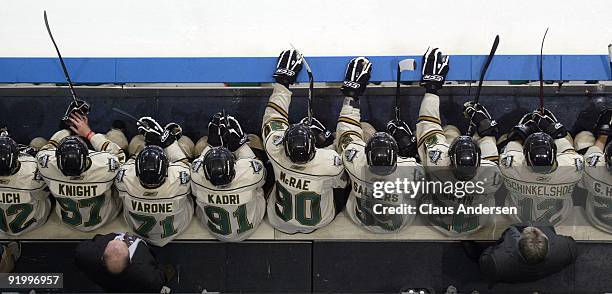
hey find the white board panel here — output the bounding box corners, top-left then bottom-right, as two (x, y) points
(0, 0), (610, 57)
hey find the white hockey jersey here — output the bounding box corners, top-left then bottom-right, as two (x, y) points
(37, 130), (124, 231)
(191, 144), (266, 242)
(262, 84), (347, 234)
(336, 97), (425, 233)
(116, 142), (193, 247)
(579, 139), (612, 232)
(0, 154), (51, 236)
(416, 93), (502, 236)
(500, 137), (583, 226)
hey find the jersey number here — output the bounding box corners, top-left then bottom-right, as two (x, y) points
(129, 212), (177, 239)
(517, 198), (564, 224)
(275, 182), (322, 226)
(0, 204), (36, 234)
(204, 204), (253, 236)
(56, 195), (105, 227)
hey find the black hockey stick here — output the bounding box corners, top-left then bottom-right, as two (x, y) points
(290, 44), (312, 125)
(474, 35), (500, 104)
(44, 11), (78, 104)
(539, 28), (549, 114)
(608, 44), (611, 80)
(395, 59), (416, 121)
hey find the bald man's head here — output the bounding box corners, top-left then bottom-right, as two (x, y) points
(103, 240), (130, 275)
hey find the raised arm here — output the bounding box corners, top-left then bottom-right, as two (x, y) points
(336, 57), (372, 152)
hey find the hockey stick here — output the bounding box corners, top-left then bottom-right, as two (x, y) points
(43, 11), (78, 104)
(112, 107), (140, 123)
(474, 35), (500, 105)
(539, 28), (549, 114)
(395, 59), (416, 121)
(290, 44), (313, 125)
(467, 35), (500, 136)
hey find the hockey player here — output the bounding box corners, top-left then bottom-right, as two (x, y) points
(415, 48), (502, 236)
(115, 117), (193, 247)
(37, 111), (125, 231)
(191, 113), (266, 242)
(262, 49), (347, 234)
(500, 109), (583, 225)
(576, 109), (612, 232)
(336, 57), (425, 233)
(0, 135), (50, 236)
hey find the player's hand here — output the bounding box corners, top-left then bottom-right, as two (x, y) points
(221, 115), (248, 152)
(463, 101), (498, 137)
(68, 113), (92, 138)
(300, 117), (334, 148)
(534, 109), (567, 139)
(341, 57), (372, 98)
(273, 49), (304, 88)
(207, 113), (224, 147)
(594, 108), (612, 136)
(62, 100), (90, 126)
(420, 48), (449, 94)
(386, 119), (418, 158)
(165, 122), (183, 140)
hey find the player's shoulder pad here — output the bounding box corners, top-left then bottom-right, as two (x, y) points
(115, 168), (126, 183)
(37, 154), (50, 169)
(428, 149), (443, 164)
(272, 134), (284, 146)
(574, 157), (584, 172)
(500, 154), (514, 168)
(249, 159), (264, 174)
(178, 170), (191, 185)
(192, 158), (203, 173)
(107, 157), (121, 172)
(344, 147), (359, 163)
(586, 152), (602, 167)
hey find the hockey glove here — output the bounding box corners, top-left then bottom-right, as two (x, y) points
(507, 117), (539, 141)
(534, 109), (567, 139)
(207, 113), (224, 147)
(386, 119), (418, 158)
(165, 122), (183, 141)
(594, 108), (612, 136)
(300, 117), (334, 148)
(463, 101), (498, 137)
(341, 57), (372, 98)
(273, 49), (303, 88)
(420, 48), (449, 94)
(137, 116), (175, 148)
(221, 115), (248, 152)
(62, 100), (90, 126)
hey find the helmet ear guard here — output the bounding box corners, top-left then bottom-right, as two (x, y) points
(203, 146), (236, 187)
(283, 124), (316, 164)
(136, 145), (169, 189)
(56, 136), (89, 177)
(448, 136), (481, 181)
(0, 136), (19, 176)
(523, 132), (557, 174)
(365, 132), (398, 176)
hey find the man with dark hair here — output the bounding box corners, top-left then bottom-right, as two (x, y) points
(478, 223), (577, 284)
(75, 232), (174, 293)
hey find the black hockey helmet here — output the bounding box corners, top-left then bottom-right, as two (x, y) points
(365, 132), (398, 176)
(605, 141), (612, 172)
(57, 136), (89, 176)
(283, 123), (316, 164)
(449, 136), (481, 180)
(203, 146), (236, 187)
(136, 145), (168, 189)
(523, 132), (557, 174)
(0, 136), (19, 176)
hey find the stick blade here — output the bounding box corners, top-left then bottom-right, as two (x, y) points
(398, 59), (416, 71)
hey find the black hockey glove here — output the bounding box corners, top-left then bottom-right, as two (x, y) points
(18, 144), (38, 157)
(137, 116), (175, 148)
(62, 99), (90, 126)
(420, 48), (449, 94)
(221, 115), (248, 152)
(273, 49), (303, 88)
(507, 114), (539, 142)
(386, 119), (418, 158)
(463, 101), (498, 137)
(594, 108), (612, 136)
(534, 109), (567, 139)
(300, 117), (334, 148)
(341, 57), (372, 98)
(165, 122), (183, 141)
(207, 112), (224, 147)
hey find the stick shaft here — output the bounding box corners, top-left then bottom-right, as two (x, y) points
(539, 28), (549, 113)
(395, 64), (401, 120)
(43, 11), (78, 103)
(474, 35), (500, 104)
(112, 107), (139, 122)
